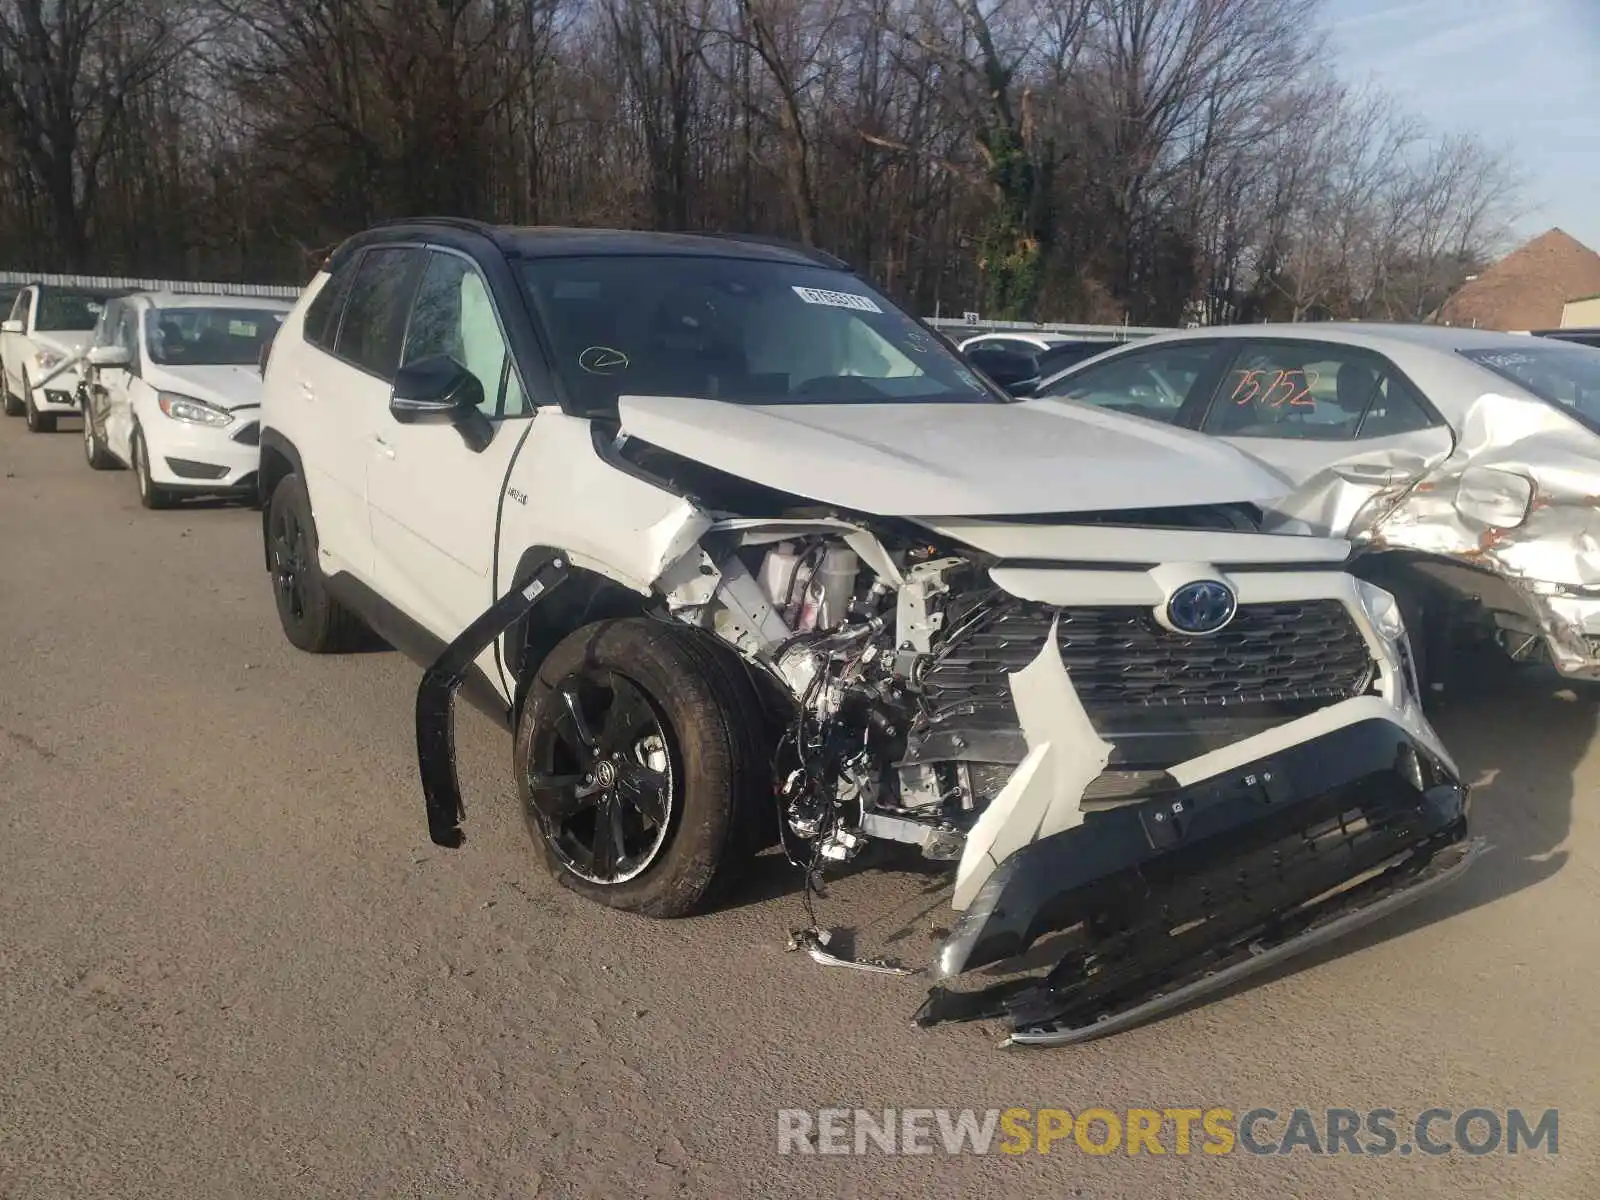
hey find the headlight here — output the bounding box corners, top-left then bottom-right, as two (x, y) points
(1354, 578), (1406, 643)
(158, 392), (233, 427)
(35, 349), (63, 370)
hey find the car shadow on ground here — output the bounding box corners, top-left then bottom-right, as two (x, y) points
(721, 661), (1590, 1005)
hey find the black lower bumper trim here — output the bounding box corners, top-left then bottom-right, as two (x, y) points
(164, 456), (230, 480)
(1002, 836), (1482, 1046)
(917, 717), (1472, 1040)
(416, 558), (569, 847)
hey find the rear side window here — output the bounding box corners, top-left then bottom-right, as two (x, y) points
(1201, 342), (1436, 441)
(335, 248), (422, 378)
(965, 343), (1040, 388)
(1041, 342), (1224, 424)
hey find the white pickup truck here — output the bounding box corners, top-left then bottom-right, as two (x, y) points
(1, 283), (123, 432)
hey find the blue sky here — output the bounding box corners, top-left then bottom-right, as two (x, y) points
(1325, 0), (1600, 251)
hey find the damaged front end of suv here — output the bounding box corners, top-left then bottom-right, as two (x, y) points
(416, 390), (1478, 1046)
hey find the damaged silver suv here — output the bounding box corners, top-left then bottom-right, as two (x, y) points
(258, 219), (1477, 1044)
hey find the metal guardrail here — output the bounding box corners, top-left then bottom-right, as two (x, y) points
(0, 271), (1172, 334)
(0, 271), (302, 299)
(925, 316), (1173, 341)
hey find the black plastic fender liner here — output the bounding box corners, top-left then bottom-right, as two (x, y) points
(417, 557), (571, 847)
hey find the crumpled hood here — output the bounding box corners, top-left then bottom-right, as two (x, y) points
(146, 364), (263, 412)
(617, 394), (1293, 516)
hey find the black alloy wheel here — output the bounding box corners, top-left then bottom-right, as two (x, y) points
(527, 671), (676, 885)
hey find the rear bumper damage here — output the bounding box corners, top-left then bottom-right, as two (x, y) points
(917, 717), (1475, 1045)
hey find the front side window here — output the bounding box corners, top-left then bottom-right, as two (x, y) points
(9, 289), (33, 325)
(145, 307), (286, 367)
(304, 260), (358, 350)
(1040, 342), (1223, 423)
(36, 289), (110, 332)
(403, 251), (529, 417)
(1201, 343), (1435, 441)
(334, 247), (421, 378)
(519, 255), (1001, 415)
(1462, 343), (1600, 435)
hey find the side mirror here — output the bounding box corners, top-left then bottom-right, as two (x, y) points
(87, 344), (131, 368)
(1007, 377), (1040, 398)
(390, 355), (492, 451)
(1, 319), (21, 334)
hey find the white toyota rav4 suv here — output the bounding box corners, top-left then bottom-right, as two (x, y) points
(258, 219), (1476, 1044)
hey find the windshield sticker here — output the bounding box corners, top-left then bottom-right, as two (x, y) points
(579, 345), (629, 375)
(1474, 352), (1535, 368)
(792, 286), (882, 314)
(228, 320), (259, 337)
(903, 330), (934, 353)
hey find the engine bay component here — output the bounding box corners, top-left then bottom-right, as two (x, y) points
(648, 507), (1475, 1042)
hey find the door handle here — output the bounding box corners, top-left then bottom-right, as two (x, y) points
(298, 379), (316, 401)
(371, 434), (396, 460)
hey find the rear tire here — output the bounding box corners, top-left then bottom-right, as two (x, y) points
(265, 471), (368, 653)
(515, 618), (771, 917)
(131, 428), (172, 508)
(82, 402), (118, 469)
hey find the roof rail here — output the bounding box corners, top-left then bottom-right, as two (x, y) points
(368, 216), (498, 237)
(698, 232), (851, 271)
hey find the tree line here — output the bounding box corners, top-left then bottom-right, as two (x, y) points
(0, 0), (1521, 324)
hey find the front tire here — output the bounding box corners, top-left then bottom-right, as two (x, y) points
(83, 402), (118, 469)
(22, 376), (55, 433)
(265, 471), (368, 653)
(131, 428), (172, 508)
(515, 618), (770, 917)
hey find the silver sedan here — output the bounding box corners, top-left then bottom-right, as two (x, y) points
(1035, 322), (1600, 685)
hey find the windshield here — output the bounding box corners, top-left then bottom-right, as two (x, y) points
(1460, 344), (1600, 435)
(37, 290), (111, 332)
(146, 307), (286, 366)
(518, 255), (1002, 413)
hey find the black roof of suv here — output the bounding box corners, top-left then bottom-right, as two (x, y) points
(343, 218), (851, 271)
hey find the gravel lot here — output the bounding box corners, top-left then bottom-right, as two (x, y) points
(1, 414), (1595, 1199)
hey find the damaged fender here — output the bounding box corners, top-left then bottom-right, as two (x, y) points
(1272, 391), (1600, 677)
(418, 558), (570, 847)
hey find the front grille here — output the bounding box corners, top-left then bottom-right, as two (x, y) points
(232, 421), (260, 446)
(921, 598), (1372, 715)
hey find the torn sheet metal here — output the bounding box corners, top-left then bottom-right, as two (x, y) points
(1269, 391), (1600, 678)
(952, 617), (1113, 911)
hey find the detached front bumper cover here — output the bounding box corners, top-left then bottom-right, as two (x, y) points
(916, 718), (1476, 1045)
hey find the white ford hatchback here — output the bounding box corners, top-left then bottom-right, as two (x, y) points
(80, 292), (292, 507)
